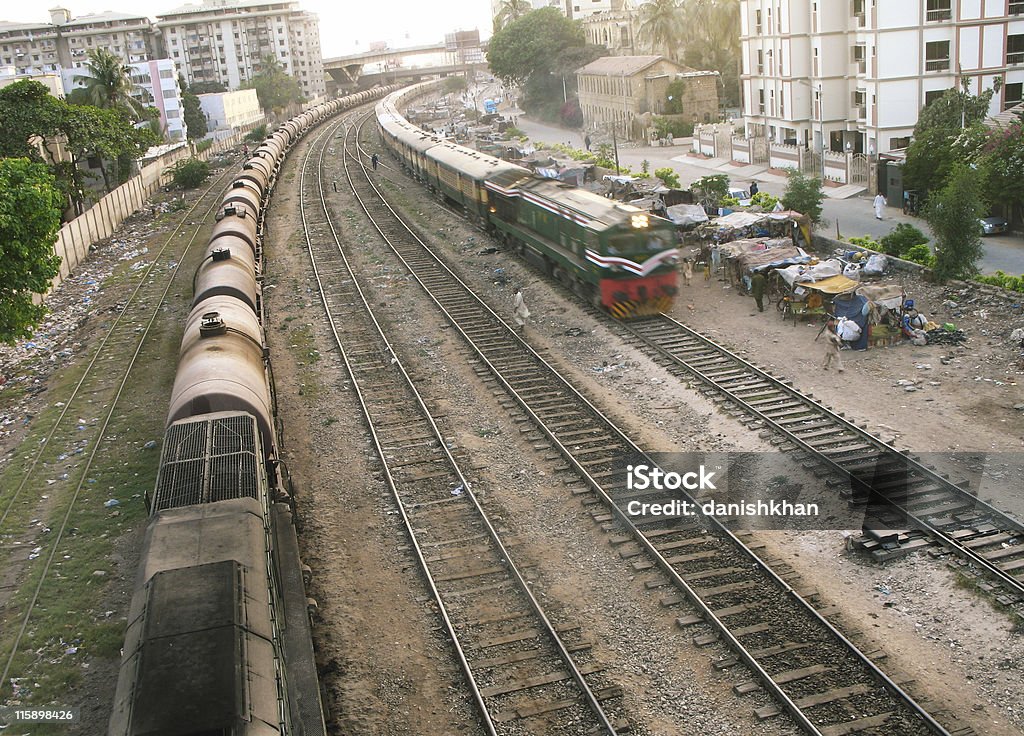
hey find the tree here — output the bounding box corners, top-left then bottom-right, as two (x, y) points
(183, 91), (207, 140)
(493, 0), (531, 31)
(922, 163), (985, 281)
(0, 159), (63, 343)
(974, 118), (1024, 223)
(444, 76), (468, 95)
(638, 0), (685, 60)
(781, 169), (824, 223)
(188, 81), (227, 94)
(692, 173), (729, 208)
(59, 104), (158, 193)
(74, 48), (145, 120)
(242, 55), (303, 113)
(903, 83), (994, 194)
(679, 0), (740, 107)
(0, 80), (64, 160)
(488, 8), (585, 89)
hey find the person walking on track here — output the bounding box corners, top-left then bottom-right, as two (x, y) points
(513, 287), (530, 332)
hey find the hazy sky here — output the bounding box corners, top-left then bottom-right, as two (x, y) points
(9, 0), (494, 58)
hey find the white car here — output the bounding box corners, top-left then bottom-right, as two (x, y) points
(728, 187), (752, 207)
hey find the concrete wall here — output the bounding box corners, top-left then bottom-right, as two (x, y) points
(45, 128), (250, 296)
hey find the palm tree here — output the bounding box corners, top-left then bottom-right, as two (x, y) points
(494, 0), (532, 31)
(637, 0), (684, 60)
(74, 48), (144, 120)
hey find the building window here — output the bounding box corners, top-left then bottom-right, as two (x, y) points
(926, 0), (952, 22)
(1009, 35), (1024, 66)
(889, 136), (911, 150)
(1005, 82), (1023, 109)
(1011, 0), (1024, 15)
(756, 49), (763, 74)
(924, 88), (948, 106)
(758, 88), (765, 114)
(925, 40), (950, 71)
(755, 9), (762, 33)
(852, 44), (866, 73)
(852, 0), (865, 25)
(853, 89), (866, 119)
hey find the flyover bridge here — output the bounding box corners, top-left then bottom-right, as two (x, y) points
(324, 41), (486, 91)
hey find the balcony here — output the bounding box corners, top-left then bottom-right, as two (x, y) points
(1009, 52), (1024, 66)
(1012, 1), (1024, 15)
(925, 57), (949, 72)
(926, 9), (951, 22)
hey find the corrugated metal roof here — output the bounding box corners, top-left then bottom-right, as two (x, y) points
(984, 103), (1024, 130)
(576, 55), (676, 77)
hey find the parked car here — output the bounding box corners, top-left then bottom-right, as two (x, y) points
(727, 187), (751, 207)
(980, 216), (1009, 236)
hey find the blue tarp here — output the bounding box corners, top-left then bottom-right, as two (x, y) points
(832, 293), (870, 350)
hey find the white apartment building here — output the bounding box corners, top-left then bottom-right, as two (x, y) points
(62, 58), (188, 141)
(155, 0), (325, 99)
(740, 0), (1024, 157)
(492, 0), (616, 23)
(0, 8), (156, 77)
(198, 88), (262, 130)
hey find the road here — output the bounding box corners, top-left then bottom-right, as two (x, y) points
(509, 115), (1024, 276)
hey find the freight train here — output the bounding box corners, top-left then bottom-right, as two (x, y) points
(376, 82), (680, 318)
(108, 84), (400, 736)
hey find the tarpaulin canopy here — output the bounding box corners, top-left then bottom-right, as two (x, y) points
(776, 259), (843, 286)
(796, 274), (860, 294)
(666, 203), (709, 227)
(857, 283), (905, 310)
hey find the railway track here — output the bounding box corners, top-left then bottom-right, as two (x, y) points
(339, 112), (965, 736)
(611, 314), (1024, 609)
(300, 114), (626, 735)
(0, 158), (243, 694)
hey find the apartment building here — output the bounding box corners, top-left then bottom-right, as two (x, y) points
(0, 8), (157, 77)
(155, 0), (324, 99)
(61, 58), (188, 141)
(740, 0), (1024, 157)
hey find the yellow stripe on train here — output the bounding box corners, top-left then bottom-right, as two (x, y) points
(609, 297), (673, 319)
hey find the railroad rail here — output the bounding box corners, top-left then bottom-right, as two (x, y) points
(0, 159), (243, 693)
(299, 113), (625, 735)
(341, 112), (963, 736)
(614, 316), (1024, 607)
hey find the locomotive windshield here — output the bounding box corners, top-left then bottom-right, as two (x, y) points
(607, 228), (676, 255)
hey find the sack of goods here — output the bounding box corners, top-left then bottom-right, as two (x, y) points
(842, 263), (861, 281)
(836, 317), (862, 342)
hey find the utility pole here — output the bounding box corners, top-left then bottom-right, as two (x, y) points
(612, 126), (620, 175)
(817, 82), (826, 180)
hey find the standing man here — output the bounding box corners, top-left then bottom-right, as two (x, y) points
(873, 192), (886, 220)
(821, 319), (844, 372)
(749, 181), (759, 197)
(584, 133), (592, 151)
(682, 258), (693, 286)
(371, 152), (379, 171)
(750, 271), (766, 312)
(512, 287), (530, 332)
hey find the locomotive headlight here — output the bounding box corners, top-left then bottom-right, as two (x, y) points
(630, 214), (649, 229)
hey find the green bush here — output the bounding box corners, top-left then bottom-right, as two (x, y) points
(848, 235), (880, 250)
(750, 191), (779, 210)
(655, 167), (680, 189)
(902, 243), (935, 267)
(976, 270), (1024, 293)
(653, 116), (694, 139)
(245, 124), (267, 142)
(781, 169), (824, 223)
(171, 158), (210, 189)
(721, 196), (740, 208)
(879, 222), (929, 257)
(692, 173), (729, 205)
(195, 139), (213, 154)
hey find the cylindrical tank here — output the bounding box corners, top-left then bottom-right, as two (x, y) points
(192, 236), (258, 312)
(211, 205), (258, 252)
(237, 162), (269, 193)
(168, 296), (272, 448)
(222, 180), (262, 212)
